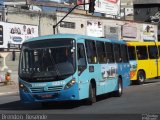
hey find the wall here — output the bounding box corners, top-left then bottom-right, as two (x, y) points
(56, 12), (158, 42)
(6, 7), (56, 36)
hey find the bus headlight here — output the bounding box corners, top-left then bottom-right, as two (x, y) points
(64, 79), (76, 90)
(19, 83), (30, 93)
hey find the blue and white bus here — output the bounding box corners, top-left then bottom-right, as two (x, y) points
(19, 34), (130, 106)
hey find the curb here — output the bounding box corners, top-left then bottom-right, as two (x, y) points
(0, 91), (19, 96)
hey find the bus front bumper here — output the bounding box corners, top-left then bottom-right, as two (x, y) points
(19, 83), (79, 103)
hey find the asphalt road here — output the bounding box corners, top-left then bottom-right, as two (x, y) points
(0, 80), (160, 120)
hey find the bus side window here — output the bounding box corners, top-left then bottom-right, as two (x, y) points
(96, 41), (106, 63)
(157, 45), (160, 58)
(137, 51), (141, 60)
(105, 42), (115, 63)
(85, 40), (97, 64)
(121, 45), (129, 63)
(136, 46), (148, 60)
(158, 46), (160, 58)
(77, 43), (87, 67)
(128, 46), (136, 60)
(114, 44), (122, 63)
(148, 46), (158, 59)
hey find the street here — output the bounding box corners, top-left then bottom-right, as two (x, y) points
(0, 0), (160, 120)
(0, 80), (160, 114)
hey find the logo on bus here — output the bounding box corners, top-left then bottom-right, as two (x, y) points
(52, 81), (66, 86)
(31, 83), (47, 87)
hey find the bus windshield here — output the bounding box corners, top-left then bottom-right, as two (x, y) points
(19, 38), (76, 82)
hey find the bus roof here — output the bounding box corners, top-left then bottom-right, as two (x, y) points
(127, 41), (159, 46)
(24, 34), (126, 44)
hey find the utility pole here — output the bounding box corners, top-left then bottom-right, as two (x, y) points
(25, 1), (95, 34)
(53, 3), (91, 34)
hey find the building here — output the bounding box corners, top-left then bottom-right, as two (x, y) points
(133, 0), (160, 41)
(133, 0), (160, 22)
(121, 0), (134, 20)
(0, 0), (28, 22)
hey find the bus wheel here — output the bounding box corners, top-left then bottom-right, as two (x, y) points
(137, 71), (145, 85)
(86, 83), (96, 105)
(113, 78), (123, 97)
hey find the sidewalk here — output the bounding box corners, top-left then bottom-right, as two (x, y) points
(0, 83), (19, 96)
(0, 71), (19, 96)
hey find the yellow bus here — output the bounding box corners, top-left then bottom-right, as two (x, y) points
(127, 42), (160, 84)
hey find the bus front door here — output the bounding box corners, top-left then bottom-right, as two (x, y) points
(77, 43), (89, 99)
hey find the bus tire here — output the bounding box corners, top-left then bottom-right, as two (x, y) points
(137, 71), (145, 85)
(113, 78), (123, 97)
(86, 83), (96, 105)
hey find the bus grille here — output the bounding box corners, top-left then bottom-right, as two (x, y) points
(47, 86), (63, 92)
(30, 87), (43, 93)
(30, 86), (63, 93)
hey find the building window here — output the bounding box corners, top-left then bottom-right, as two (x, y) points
(146, 8), (151, 15)
(135, 9), (140, 15)
(110, 27), (117, 33)
(60, 21), (75, 29)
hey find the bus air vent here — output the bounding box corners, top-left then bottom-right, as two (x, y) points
(30, 87), (43, 93)
(47, 86), (63, 92)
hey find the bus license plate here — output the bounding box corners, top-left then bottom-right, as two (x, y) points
(41, 94), (52, 99)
